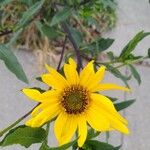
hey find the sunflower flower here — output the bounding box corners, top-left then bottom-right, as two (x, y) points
(23, 58), (130, 147)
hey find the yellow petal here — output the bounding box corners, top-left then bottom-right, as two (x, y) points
(87, 66), (106, 91)
(40, 90), (59, 101)
(91, 93), (128, 124)
(77, 116), (87, 147)
(42, 64), (68, 89)
(54, 112), (77, 145)
(94, 83), (130, 92)
(64, 58), (79, 85)
(45, 64), (68, 85)
(79, 60), (95, 86)
(86, 106), (110, 131)
(89, 102), (129, 134)
(25, 118), (34, 126)
(31, 99), (58, 117)
(41, 73), (67, 89)
(22, 88), (43, 102)
(26, 103), (60, 127)
(110, 118), (129, 134)
(68, 58), (77, 68)
(54, 112), (67, 141)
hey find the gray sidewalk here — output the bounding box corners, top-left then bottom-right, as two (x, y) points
(0, 0), (150, 149)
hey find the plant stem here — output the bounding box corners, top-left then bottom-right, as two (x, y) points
(54, 3), (83, 72)
(0, 30), (13, 36)
(61, 22), (83, 71)
(0, 103), (39, 137)
(115, 63), (126, 69)
(57, 36), (68, 71)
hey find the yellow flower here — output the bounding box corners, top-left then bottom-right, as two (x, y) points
(23, 58), (130, 147)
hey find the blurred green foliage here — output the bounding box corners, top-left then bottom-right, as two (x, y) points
(0, 0), (117, 50)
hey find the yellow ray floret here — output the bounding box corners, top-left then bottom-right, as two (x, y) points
(23, 58), (130, 147)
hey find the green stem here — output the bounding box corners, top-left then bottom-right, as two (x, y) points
(0, 103), (39, 137)
(115, 56), (148, 69)
(115, 63), (126, 69)
(126, 56), (148, 64)
(98, 60), (121, 65)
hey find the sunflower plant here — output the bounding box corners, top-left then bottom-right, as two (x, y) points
(0, 0), (150, 150)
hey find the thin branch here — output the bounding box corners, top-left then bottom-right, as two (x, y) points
(0, 30), (13, 36)
(57, 36), (68, 71)
(54, 1), (83, 71)
(61, 22), (83, 71)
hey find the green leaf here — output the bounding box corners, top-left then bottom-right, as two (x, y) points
(114, 99), (136, 111)
(128, 64), (141, 85)
(30, 87), (45, 93)
(81, 38), (114, 57)
(35, 21), (61, 39)
(107, 51), (115, 61)
(0, 44), (28, 83)
(69, 27), (83, 47)
(36, 76), (43, 82)
(107, 96), (118, 102)
(40, 139), (77, 150)
(16, 0), (45, 29)
(147, 48), (150, 58)
(96, 38), (114, 52)
(119, 31), (150, 59)
(0, 125), (46, 148)
(87, 128), (100, 140)
(84, 140), (120, 150)
(50, 7), (72, 26)
(105, 64), (130, 87)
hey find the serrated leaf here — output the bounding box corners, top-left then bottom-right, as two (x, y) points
(129, 64), (141, 85)
(0, 44), (28, 83)
(84, 140), (120, 150)
(40, 139), (77, 150)
(119, 31), (150, 59)
(16, 0), (44, 29)
(114, 99), (136, 111)
(50, 7), (72, 26)
(0, 125), (46, 148)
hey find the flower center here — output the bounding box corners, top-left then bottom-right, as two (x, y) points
(61, 85), (89, 114)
